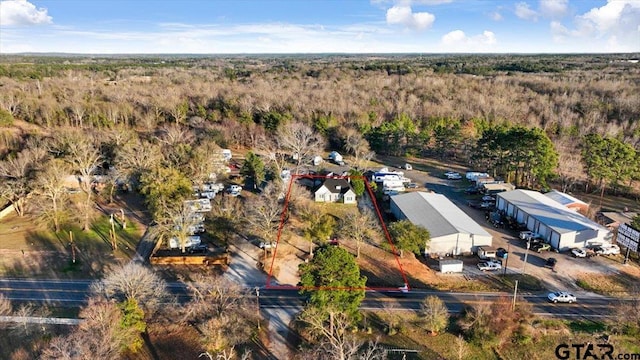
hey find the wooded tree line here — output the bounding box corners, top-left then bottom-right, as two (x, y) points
(1, 54), (638, 194)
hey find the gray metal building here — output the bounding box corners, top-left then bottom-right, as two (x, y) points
(496, 190), (611, 251)
(390, 192), (492, 256)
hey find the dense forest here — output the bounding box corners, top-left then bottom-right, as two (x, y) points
(1, 53), (640, 360)
(1, 54), (639, 200)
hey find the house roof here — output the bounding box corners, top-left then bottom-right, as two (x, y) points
(498, 190), (606, 235)
(599, 211), (637, 226)
(545, 189), (587, 207)
(316, 178), (353, 195)
(391, 192), (491, 239)
(483, 183), (516, 192)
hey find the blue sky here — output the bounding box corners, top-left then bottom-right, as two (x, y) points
(1, 0), (638, 53)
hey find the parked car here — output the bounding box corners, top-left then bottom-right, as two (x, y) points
(547, 291), (577, 304)
(259, 241), (274, 249)
(596, 245), (621, 255)
(571, 248), (587, 258)
(481, 195), (496, 202)
(406, 183), (419, 189)
(188, 244), (208, 254)
(477, 261), (502, 271)
(401, 163), (413, 170)
(446, 173), (462, 180)
(491, 218), (505, 228)
(467, 200), (482, 209)
(465, 186), (481, 194)
(519, 231), (542, 241)
(496, 247), (508, 259)
(545, 257), (557, 268)
(532, 243), (551, 253)
(480, 202), (495, 209)
(228, 184), (242, 196)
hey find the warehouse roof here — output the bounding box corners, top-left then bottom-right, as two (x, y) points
(544, 189), (587, 207)
(498, 190), (605, 234)
(391, 192), (491, 238)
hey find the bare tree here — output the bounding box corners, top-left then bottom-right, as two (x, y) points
(245, 182), (283, 245)
(39, 335), (80, 360)
(257, 137), (290, 179)
(115, 136), (163, 186)
(454, 334), (469, 360)
(155, 204), (204, 253)
(34, 159), (70, 232)
(420, 295), (449, 335)
(182, 276), (256, 355)
(53, 130), (102, 231)
(0, 293), (11, 331)
(92, 262), (170, 315)
(183, 276), (254, 321)
(356, 339), (387, 360)
(277, 121), (325, 172)
(0, 90), (22, 116)
(41, 297), (134, 360)
(185, 139), (227, 189)
(297, 307), (361, 360)
(0, 147), (47, 216)
(342, 128), (374, 170)
(340, 208), (377, 258)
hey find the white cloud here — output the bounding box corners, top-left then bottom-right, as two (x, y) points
(580, 0), (640, 33)
(551, 0), (640, 52)
(515, 2), (538, 21)
(489, 11), (503, 21)
(539, 0), (567, 18)
(386, 5), (435, 30)
(371, 0), (452, 4)
(441, 30), (496, 52)
(0, 0), (52, 26)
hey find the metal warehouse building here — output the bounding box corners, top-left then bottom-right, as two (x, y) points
(390, 192), (493, 256)
(496, 190), (611, 251)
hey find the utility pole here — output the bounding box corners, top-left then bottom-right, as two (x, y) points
(255, 287), (261, 330)
(69, 231), (76, 264)
(503, 242), (510, 276)
(623, 246), (631, 265)
(522, 240), (530, 275)
(512, 280), (519, 310)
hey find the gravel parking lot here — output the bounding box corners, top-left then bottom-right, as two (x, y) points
(376, 157), (633, 293)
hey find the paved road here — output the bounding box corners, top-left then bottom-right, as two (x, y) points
(0, 278), (628, 319)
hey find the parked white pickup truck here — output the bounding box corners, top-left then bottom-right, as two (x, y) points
(477, 261), (502, 271)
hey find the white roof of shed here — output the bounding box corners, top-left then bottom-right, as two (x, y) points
(499, 190), (605, 235)
(391, 192), (491, 239)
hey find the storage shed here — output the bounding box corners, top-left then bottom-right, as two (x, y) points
(390, 192), (492, 256)
(496, 190), (610, 251)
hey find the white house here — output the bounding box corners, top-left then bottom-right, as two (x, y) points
(390, 192), (493, 256)
(496, 190), (611, 251)
(314, 178), (356, 204)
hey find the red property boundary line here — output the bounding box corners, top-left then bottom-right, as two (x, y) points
(265, 174), (409, 291)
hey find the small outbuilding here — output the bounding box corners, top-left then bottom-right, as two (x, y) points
(328, 151), (343, 163)
(390, 192), (493, 256)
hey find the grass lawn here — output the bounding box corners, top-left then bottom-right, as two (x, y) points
(0, 212), (143, 278)
(575, 273), (639, 296)
(360, 310), (640, 360)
